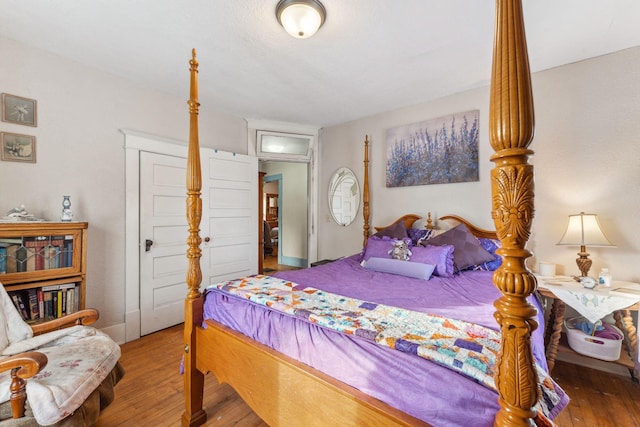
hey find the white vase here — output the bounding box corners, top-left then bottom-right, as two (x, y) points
(61, 196), (74, 221)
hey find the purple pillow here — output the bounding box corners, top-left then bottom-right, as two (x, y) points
(363, 257), (435, 280)
(409, 244), (455, 278)
(465, 238), (503, 271)
(425, 223), (495, 272)
(373, 221), (409, 240)
(361, 236), (412, 262)
(407, 228), (434, 246)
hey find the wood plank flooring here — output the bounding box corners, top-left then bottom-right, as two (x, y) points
(262, 252), (299, 273)
(97, 324), (640, 427)
(96, 325), (266, 427)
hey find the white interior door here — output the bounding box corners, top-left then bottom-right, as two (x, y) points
(138, 147), (257, 336)
(139, 151), (188, 335)
(201, 150), (258, 285)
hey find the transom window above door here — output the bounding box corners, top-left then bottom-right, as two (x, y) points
(257, 130), (313, 161)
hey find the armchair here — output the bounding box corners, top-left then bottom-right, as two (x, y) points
(0, 286), (124, 426)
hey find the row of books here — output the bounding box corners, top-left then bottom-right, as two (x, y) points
(8, 283), (79, 323)
(0, 235), (74, 274)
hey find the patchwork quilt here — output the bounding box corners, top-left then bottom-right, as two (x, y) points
(211, 274), (565, 420)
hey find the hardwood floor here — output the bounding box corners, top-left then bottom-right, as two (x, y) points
(96, 324), (267, 427)
(262, 251), (300, 273)
(97, 324), (640, 427)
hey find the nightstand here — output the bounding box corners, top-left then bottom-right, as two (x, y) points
(536, 275), (639, 380)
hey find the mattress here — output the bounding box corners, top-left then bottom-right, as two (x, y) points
(203, 255), (567, 426)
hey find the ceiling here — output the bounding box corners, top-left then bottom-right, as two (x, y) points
(2, 1), (640, 128)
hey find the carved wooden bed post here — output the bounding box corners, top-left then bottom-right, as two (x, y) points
(182, 49), (207, 427)
(362, 135), (370, 247)
(489, 1), (539, 426)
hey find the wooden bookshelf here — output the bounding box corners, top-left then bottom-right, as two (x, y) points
(0, 221), (88, 323)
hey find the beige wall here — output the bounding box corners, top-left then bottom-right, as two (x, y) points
(319, 47), (640, 283)
(0, 37), (247, 333)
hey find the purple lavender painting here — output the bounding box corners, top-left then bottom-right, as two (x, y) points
(386, 110), (479, 187)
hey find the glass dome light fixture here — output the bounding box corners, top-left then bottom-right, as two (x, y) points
(276, 0), (326, 39)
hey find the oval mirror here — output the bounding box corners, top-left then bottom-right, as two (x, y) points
(328, 167), (360, 226)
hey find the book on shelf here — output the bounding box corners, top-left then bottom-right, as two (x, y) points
(15, 246), (28, 272)
(63, 236), (74, 268)
(44, 244), (60, 269)
(51, 291), (58, 318)
(4, 244), (19, 273)
(0, 244), (6, 274)
(41, 282), (76, 292)
(22, 236), (65, 271)
(66, 287), (74, 316)
(9, 291), (31, 321)
(57, 290), (63, 317)
(0, 238), (23, 273)
(27, 288), (39, 321)
(38, 289), (45, 320)
(23, 236), (48, 271)
(40, 283), (78, 319)
(43, 291), (53, 319)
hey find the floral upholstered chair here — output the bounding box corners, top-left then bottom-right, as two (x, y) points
(0, 284), (124, 426)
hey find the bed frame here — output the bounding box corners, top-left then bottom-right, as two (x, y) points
(182, 1), (539, 425)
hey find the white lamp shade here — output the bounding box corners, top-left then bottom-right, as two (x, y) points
(557, 212), (614, 247)
(277, 0), (325, 39)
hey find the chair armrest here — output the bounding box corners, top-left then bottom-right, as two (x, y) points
(0, 351), (47, 377)
(0, 351), (48, 419)
(31, 308), (99, 336)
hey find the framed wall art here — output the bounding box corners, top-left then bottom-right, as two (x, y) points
(1, 132), (36, 163)
(1, 93), (37, 127)
(385, 109), (480, 187)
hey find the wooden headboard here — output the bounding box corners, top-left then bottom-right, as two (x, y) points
(371, 213), (497, 240)
(373, 214), (422, 232)
(439, 215), (498, 240)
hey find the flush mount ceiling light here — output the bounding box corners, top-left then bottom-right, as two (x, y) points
(276, 0), (326, 39)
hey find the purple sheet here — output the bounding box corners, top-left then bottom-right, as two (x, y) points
(203, 255), (566, 426)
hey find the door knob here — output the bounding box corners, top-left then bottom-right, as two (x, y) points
(145, 239), (153, 252)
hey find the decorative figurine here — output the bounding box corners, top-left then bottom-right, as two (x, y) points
(2, 205), (41, 221)
(61, 196), (73, 221)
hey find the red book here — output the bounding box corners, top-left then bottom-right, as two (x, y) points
(38, 289), (45, 319)
(23, 236), (48, 270)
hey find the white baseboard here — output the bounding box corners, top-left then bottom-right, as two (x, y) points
(100, 322), (126, 345)
(124, 309), (141, 343)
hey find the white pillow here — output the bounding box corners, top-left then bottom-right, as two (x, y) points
(0, 283), (34, 351)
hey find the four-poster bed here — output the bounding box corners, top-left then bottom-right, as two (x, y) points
(182, 1), (561, 426)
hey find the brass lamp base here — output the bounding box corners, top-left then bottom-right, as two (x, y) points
(576, 245), (592, 277)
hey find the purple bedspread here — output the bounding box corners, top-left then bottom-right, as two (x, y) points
(203, 255), (566, 426)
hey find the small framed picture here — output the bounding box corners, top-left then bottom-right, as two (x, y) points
(1, 132), (36, 163)
(1, 93), (37, 127)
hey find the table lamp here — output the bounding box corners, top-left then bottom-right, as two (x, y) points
(557, 212), (614, 277)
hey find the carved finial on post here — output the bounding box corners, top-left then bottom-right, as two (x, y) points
(489, 1), (539, 426)
(425, 212), (434, 230)
(362, 135), (370, 248)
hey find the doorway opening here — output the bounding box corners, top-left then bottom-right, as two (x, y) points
(261, 161), (308, 273)
(249, 120), (319, 274)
